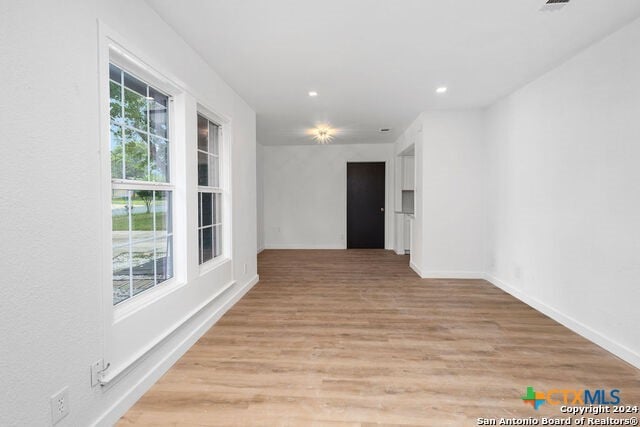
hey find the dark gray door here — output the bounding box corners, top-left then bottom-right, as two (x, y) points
(347, 162), (385, 248)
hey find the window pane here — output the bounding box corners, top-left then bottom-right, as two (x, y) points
(123, 71), (147, 96)
(112, 190), (131, 305)
(113, 247), (130, 305)
(111, 190), (130, 234)
(209, 122), (219, 155)
(125, 128), (149, 180)
(209, 156), (219, 187)
(131, 240), (154, 296)
(111, 189), (173, 303)
(201, 192), (213, 227)
(214, 193), (221, 224)
(110, 81), (122, 123)
(149, 88), (168, 138)
(155, 191), (171, 234)
(198, 229), (203, 264)
(131, 191), (154, 246)
(197, 193), (202, 228)
(109, 63), (122, 83)
(110, 125), (123, 180)
(123, 87), (148, 131)
(214, 224), (222, 258)
(201, 227), (213, 263)
(150, 136), (169, 182)
(198, 152), (208, 186)
(197, 115), (208, 151)
(156, 235), (173, 284)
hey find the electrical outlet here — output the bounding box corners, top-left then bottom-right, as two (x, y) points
(50, 387), (69, 424)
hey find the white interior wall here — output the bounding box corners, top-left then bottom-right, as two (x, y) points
(485, 16), (640, 368)
(397, 14), (640, 369)
(0, 1), (257, 426)
(408, 111), (487, 278)
(263, 143), (395, 249)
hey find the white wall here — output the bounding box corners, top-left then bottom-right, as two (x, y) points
(406, 111), (487, 278)
(263, 143), (395, 249)
(485, 16), (640, 367)
(256, 143), (265, 252)
(0, 1), (256, 425)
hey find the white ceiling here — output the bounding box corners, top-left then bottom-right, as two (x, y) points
(147, 0), (640, 146)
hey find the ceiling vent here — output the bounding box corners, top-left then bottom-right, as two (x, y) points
(541, 0), (569, 12)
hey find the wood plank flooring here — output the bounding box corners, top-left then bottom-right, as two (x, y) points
(119, 250), (640, 426)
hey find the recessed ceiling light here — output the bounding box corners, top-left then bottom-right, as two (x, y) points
(436, 87), (448, 94)
(308, 91), (318, 97)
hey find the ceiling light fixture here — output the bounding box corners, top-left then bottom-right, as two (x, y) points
(311, 126), (334, 144)
(436, 87), (448, 94)
(308, 91), (318, 97)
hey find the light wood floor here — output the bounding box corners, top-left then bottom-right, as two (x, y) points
(120, 250), (640, 426)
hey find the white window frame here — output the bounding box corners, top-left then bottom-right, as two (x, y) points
(196, 106), (232, 274)
(109, 62), (175, 307)
(100, 41), (186, 320)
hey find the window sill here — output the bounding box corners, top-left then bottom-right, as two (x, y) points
(113, 277), (186, 323)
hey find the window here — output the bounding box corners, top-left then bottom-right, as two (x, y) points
(197, 114), (223, 264)
(109, 63), (173, 305)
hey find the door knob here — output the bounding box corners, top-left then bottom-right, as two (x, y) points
(380, 207), (384, 212)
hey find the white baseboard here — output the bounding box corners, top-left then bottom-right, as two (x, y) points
(93, 274), (260, 426)
(409, 261), (484, 280)
(264, 243), (345, 249)
(395, 249), (405, 255)
(409, 261), (423, 277)
(484, 273), (640, 370)
(419, 270), (485, 279)
(257, 245), (265, 254)
(265, 244), (396, 251)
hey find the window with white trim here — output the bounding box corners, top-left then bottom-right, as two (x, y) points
(197, 114), (223, 264)
(109, 63), (173, 305)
